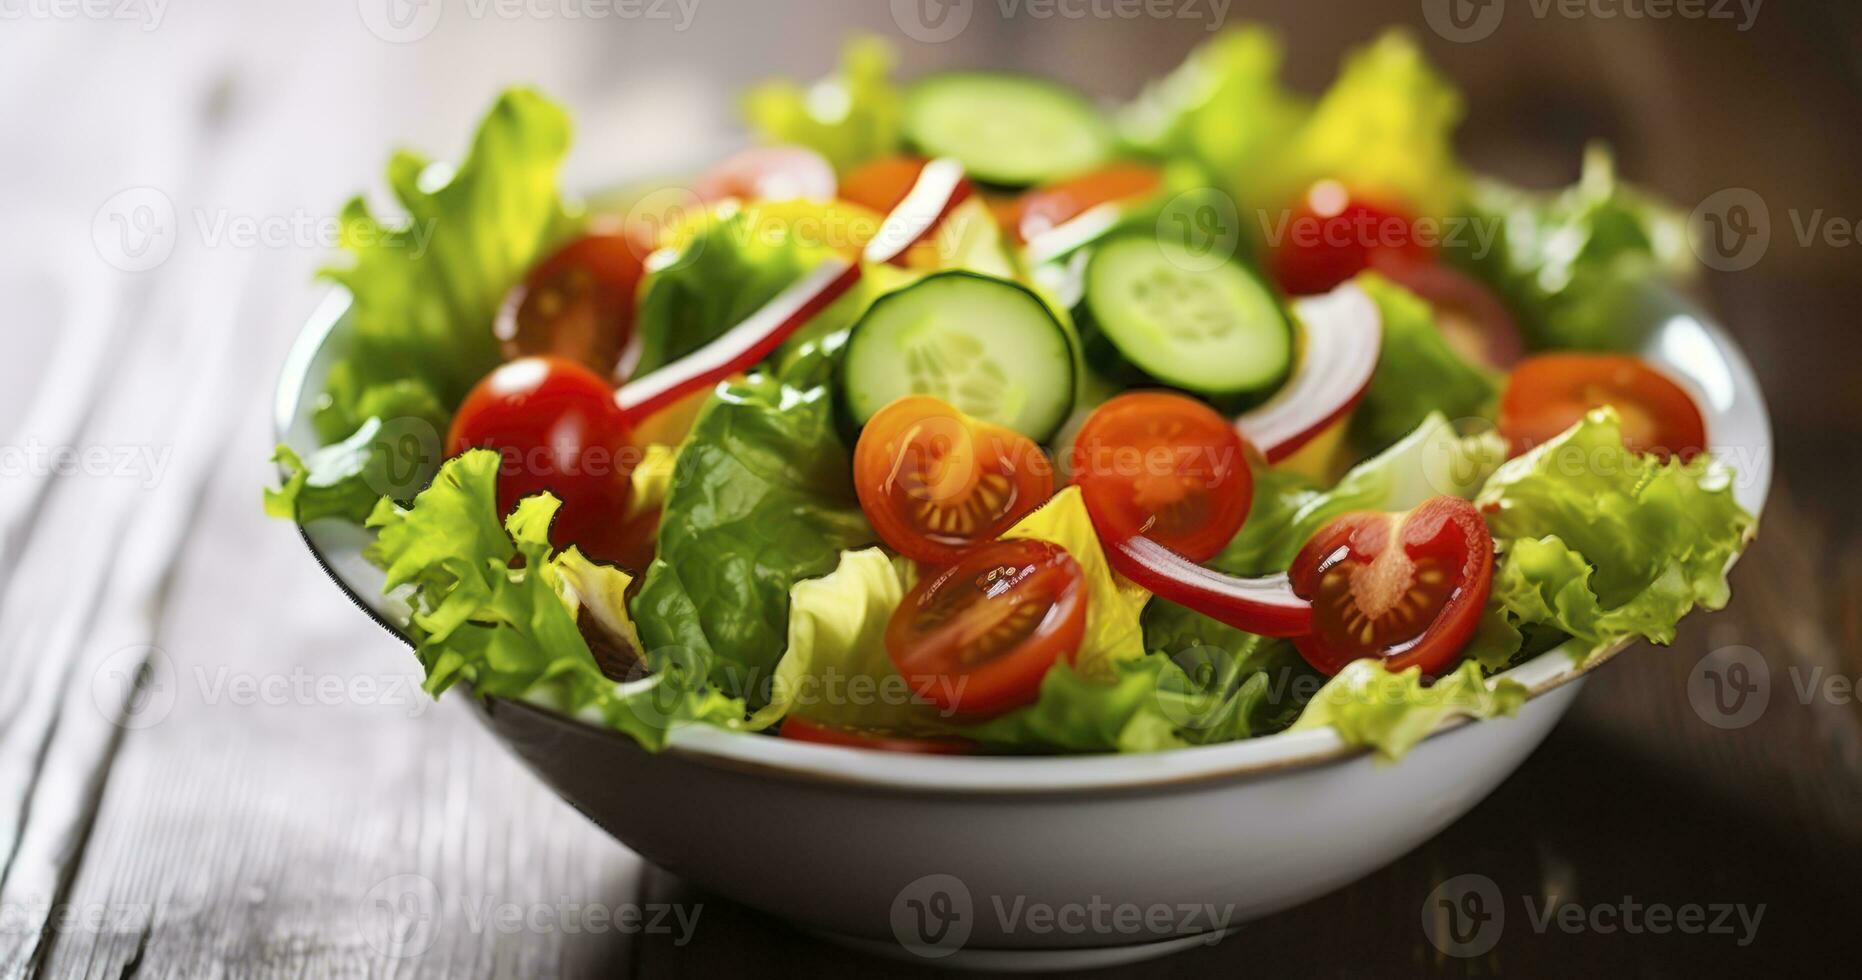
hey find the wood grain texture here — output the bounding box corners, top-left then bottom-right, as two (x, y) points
(0, 2), (1855, 978)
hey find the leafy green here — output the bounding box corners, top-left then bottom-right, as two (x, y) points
(1451, 145), (1692, 351)
(1119, 27), (1306, 197)
(364, 451), (744, 749)
(743, 36), (903, 174)
(1001, 487), (1151, 674)
(318, 89), (579, 441)
(1291, 659), (1528, 761)
(1263, 30), (1466, 218)
(629, 345), (875, 706)
(1473, 408), (1755, 663)
(1349, 273), (1501, 453)
(1217, 413), (1507, 575)
(633, 209), (832, 377)
(266, 383), (448, 525)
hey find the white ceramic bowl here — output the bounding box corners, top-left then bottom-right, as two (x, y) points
(276, 282), (1771, 970)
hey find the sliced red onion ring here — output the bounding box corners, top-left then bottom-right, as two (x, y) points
(1020, 200), (1126, 269)
(1109, 536), (1314, 639)
(614, 257), (859, 419)
(862, 157), (972, 266)
(1236, 282), (1383, 462)
(615, 160), (973, 421)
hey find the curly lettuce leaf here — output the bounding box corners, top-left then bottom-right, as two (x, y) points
(1263, 30), (1465, 218)
(629, 346), (875, 706)
(318, 89), (579, 442)
(266, 382), (448, 525)
(1119, 27), (1306, 197)
(743, 36), (902, 174)
(1349, 273), (1501, 454)
(1291, 659), (1528, 761)
(364, 452), (743, 749)
(1473, 408), (1755, 662)
(1452, 145), (1692, 351)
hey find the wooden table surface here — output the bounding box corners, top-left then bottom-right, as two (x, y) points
(1, 2), (1856, 976)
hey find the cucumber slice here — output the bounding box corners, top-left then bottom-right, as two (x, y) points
(1078, 234), (1291, 400)
(842, 272), (1076, 442)
(903, 73), (1113, 187)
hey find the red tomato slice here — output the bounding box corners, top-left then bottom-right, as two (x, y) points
(1373, 259), (1523, 370)
(1268, 181), (1433, 297)
(839, 156), (929, 214)
(1288, 496), (1494, 677)
(1071, 392), (1254, 564)
(777, 716), (975, 755)
(495, 233), (646, 380)
(1010, 164), (1163, 243)
(692, 145), (837, 203)
(446, 356), (635, 560)
(1498, 354), (1707, 460)
(886, 539), (1086, 717)
(854, 396), (1054, 565)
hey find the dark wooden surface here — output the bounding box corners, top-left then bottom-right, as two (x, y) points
(1, 2), (1855, 977)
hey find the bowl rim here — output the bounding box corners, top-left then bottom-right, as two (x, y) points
(277, 275), (1772, 795)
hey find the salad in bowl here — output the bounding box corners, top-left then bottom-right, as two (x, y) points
(268, 28), (1758, 765)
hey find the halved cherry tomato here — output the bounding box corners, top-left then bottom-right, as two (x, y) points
(691, 145), (837, 204)
(777, 716), (975, 755)
(839, 156), (929, 214)
(1375, 260), (1523, 370)
(853, 396), (1054, 565)
(1070, 393), (1253, 564)
(1498, 354), (1707, 460)
(1288, 496), (1494, 677)
(496, 233), (646, 380)
(1010, 164), (1163, 243)
(447, 356), (635, 560)
(886, 539), (1086, 717)
(1268, 181), (1433, 297)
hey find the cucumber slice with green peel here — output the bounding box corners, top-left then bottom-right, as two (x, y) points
(903, 73), (1114, 187)
(842, 272), (1076, 442)
(1078, 234), (1291, 400)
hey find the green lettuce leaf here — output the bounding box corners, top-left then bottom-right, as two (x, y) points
(743, 36), (902, 174)
(266, 382), (448, 525)
(1291, 659), (1528, 761)
(1473, 408), (1755, 662)
(1349, 273), (1501, 454)
(1119, 27), (1306, 197)
(629, 345), (875, 706)
(318, 88), (579, 442)
(1216, 413), (1507, 575)
(1451, 145), (1692, 351)
(1263, 30), (1465, 218)
(364, 451), (744, 749)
